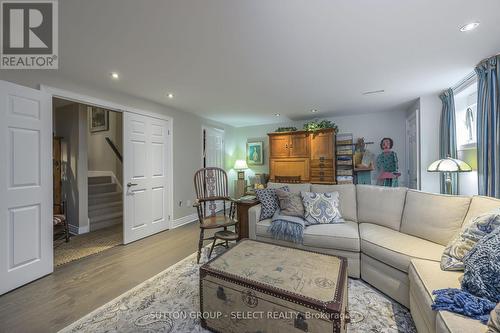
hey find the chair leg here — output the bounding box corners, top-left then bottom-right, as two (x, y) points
(64, 221), (70, 242)
(225, 240), (229, 248)
(197, 228), (204, 264)
(208, 238), (217, 259)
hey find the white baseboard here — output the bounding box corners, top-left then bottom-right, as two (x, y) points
(68, 223), (90, 235)
(172, 213), (198, 228)
(171, 203), (225, 229)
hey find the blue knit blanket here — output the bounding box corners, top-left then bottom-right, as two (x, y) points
(431, 289), (496, 324)
(432, 227), (500, 324)
(268, 210), (305, 243)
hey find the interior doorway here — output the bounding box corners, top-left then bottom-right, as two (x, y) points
(202, 126), (225, 169)
(405, 109), (420, 190)
(52, 98), (123, 267)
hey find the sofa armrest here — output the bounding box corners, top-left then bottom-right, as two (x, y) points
(248, 204), (261, 239)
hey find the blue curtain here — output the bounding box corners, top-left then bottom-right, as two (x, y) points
(439, 88), (458, 194)
(476, 55), (500, 198)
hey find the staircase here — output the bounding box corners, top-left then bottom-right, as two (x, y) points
(88, 176), (123, 231)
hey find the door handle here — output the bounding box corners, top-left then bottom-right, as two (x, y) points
(127, 182), (138, 187)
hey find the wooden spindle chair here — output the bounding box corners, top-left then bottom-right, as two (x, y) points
(193, 167), (238, 263)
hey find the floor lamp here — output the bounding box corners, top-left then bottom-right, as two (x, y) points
(427, 157), (472, 194)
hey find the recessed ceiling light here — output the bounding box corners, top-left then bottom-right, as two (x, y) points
(362, 89), (385, 96)
(459, 22), (480, 32)
(110, 72), (119, 80)
(167, 93), (174, 99)
(311, 109), (318, 113)
(275, 113), (280, 117)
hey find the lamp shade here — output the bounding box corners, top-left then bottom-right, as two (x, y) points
(234, 159), (248, 170)
(427, 157), (472, 173)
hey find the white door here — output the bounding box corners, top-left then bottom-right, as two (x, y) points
(203, 127), (224, 168)
(0, 80), (52, 295)
(406, 110), (419, 189)
(123, 112), (171, 244)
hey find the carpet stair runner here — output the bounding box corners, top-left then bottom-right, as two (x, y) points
(88, 176), (123, 231)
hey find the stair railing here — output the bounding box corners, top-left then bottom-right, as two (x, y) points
(105, 137), (123, 163)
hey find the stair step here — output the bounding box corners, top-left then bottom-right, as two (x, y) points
(89, 203), (122, 218)
(90, 216), (122, 232)
(88, 183), (118, 195)
(89, 200), (122, 212)
(88, 191), (122, 205)
(88, 176), (113, 185)
(90, 211), (123, 224)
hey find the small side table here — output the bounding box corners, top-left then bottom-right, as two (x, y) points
(235, 198), (260, 240)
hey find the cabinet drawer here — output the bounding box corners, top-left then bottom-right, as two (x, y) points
(311, 176), (335, 183)
(311, 169), (334, 177)
(311, 159), (333, 168)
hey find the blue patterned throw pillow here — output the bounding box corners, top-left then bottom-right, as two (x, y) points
(255, 186), (289, 221)
(301, 191), (344, 225)
(441, 208), (500, 271)
(462, 226), (500, 303)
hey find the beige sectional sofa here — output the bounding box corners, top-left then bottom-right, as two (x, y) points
(248, 183), (500, 333)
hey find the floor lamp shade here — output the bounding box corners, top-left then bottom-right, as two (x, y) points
(427, 157), (472, 194)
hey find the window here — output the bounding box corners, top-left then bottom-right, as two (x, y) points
(454, 80), (478, 195)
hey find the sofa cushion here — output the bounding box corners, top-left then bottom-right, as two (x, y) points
(441, 208), (500, 271)
(311, 184), (357, 222)
(275, 189), (304, 217)
(408, 259), (467, 333)
(401, 190), (471, 246)
(463, 195), (500, 228)
(409, 259), (488, 333)
(356, 185), (407, 230)
(267, 182), (311, 194)
(256, 219), (272, 238)
(436, 311), (488, 333)
(303, 221), (360, 252)
(255, 186), (289, 220)
(360, 223), (444, 273)
(301, 191), (344, 225)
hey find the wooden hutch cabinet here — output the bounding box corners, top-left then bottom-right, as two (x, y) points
(268, 129), (336, 184)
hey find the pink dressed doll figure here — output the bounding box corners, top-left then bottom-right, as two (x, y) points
(376, 138), (401, 187)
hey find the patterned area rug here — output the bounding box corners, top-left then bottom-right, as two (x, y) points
(54, 225), (122, 267)
(59, 247), (416, 333)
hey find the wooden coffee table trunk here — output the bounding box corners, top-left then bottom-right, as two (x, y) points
(200, 239), (348, 333)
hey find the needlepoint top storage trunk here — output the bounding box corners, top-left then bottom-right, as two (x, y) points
(200, 239), (349, 333)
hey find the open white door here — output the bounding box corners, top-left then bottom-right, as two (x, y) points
(123, 112), (170, 244)
(203, 127), (224, 168)
(0, 80), (52, 295)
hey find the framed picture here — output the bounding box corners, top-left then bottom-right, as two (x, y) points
(89, 107), (109, 133)
(247, 141), (263, 165)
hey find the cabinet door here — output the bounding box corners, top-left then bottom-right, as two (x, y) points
(269, 135), (289, 158)
(289, 133), (310, 158)
(310, 131), (334, 159)
(270, 158), (310, 182)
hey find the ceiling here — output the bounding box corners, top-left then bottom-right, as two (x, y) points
(57, 0), (500, 127)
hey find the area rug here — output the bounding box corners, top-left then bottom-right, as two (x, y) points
(59, 247), (416, 333)
(54, 224), (122, 267)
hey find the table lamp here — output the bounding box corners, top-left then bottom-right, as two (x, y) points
(234, 160), (249, 198)
(234, 160), (248, 180)
(427, 157), (472, 194)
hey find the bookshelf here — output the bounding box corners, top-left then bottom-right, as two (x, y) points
(335, 133), (354, 184)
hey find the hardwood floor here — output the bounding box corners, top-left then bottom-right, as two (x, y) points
(0, 221), (214, 333)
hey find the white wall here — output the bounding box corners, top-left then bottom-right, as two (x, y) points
(53, 103), (88, 231)
(419, 94), (441, 193)
(1, 72), (231, 220)
(226, 109), (408, 189)
(87, 110), (123, 183)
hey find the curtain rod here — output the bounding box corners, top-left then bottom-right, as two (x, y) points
(452, 71), (477, 95)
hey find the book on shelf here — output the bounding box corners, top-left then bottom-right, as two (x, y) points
(337, 160), (353, 166)
(337, 149), (353, 155)
(336, 140), (353, 146)
(337, 169), (353, 176)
